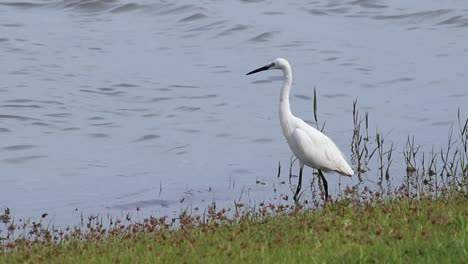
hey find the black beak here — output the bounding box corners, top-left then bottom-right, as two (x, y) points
(246, 63), (273, 75)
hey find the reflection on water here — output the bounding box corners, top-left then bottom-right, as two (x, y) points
(0, 0), (467, 224)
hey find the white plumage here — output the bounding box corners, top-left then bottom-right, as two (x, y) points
(287, 117), (353, 176)
(247, 58), (353, 202)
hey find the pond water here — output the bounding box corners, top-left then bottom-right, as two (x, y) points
(1, 0), (467, 225)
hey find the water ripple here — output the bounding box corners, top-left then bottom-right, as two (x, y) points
(176, 106), (201, 112)
(349, 0), (388, 9)
(178, 13), (208, 23)
(110, 3), (143, 13)
(80, 89), (125, 96)
(0, 1), (44, 8)
(295, 94), (312, 100)
(158, 4), (198, 15)
(249, 31), (279, 42)
(0, 114), (38, 121)
(437, 15), (468, 27)
(132, 134), (160, 142)
(3, 155), (47, 164)
(216, 24), (249, 37)
(112, 199), (173, 210)
(2, 144), (38, 151)
(373, 9), (452, 21)
(88, 133), (109, 138)
(0, 104), (41, 108)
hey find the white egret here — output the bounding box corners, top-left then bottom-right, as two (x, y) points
(246, 58), (354, 202)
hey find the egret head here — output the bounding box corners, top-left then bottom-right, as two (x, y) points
(246, 58), (289, 75)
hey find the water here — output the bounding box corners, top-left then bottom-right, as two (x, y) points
(1, 0), (467, 225)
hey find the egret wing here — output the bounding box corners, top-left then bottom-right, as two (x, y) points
(291, 128), (328, 170)
(291, 126), (349, 173)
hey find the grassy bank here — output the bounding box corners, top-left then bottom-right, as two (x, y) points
(1, 191), (466, 263)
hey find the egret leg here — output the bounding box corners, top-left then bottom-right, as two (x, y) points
(293, 167), (303, 203)
(318, 170), (329, 200)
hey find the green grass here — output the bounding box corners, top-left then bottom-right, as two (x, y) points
(2, 194), (466, 263)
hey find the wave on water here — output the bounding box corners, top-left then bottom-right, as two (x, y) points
(372, 9), (452, 21)
(2, 0), (467, 30)
(0, 0), (197, 15)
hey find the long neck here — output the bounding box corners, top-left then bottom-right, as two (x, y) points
(279, 65), (294, 134)
(279, 65), (293, 119)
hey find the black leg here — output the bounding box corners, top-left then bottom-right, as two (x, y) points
(318, 170), (329, 200)
(293, 167), (303, 203)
